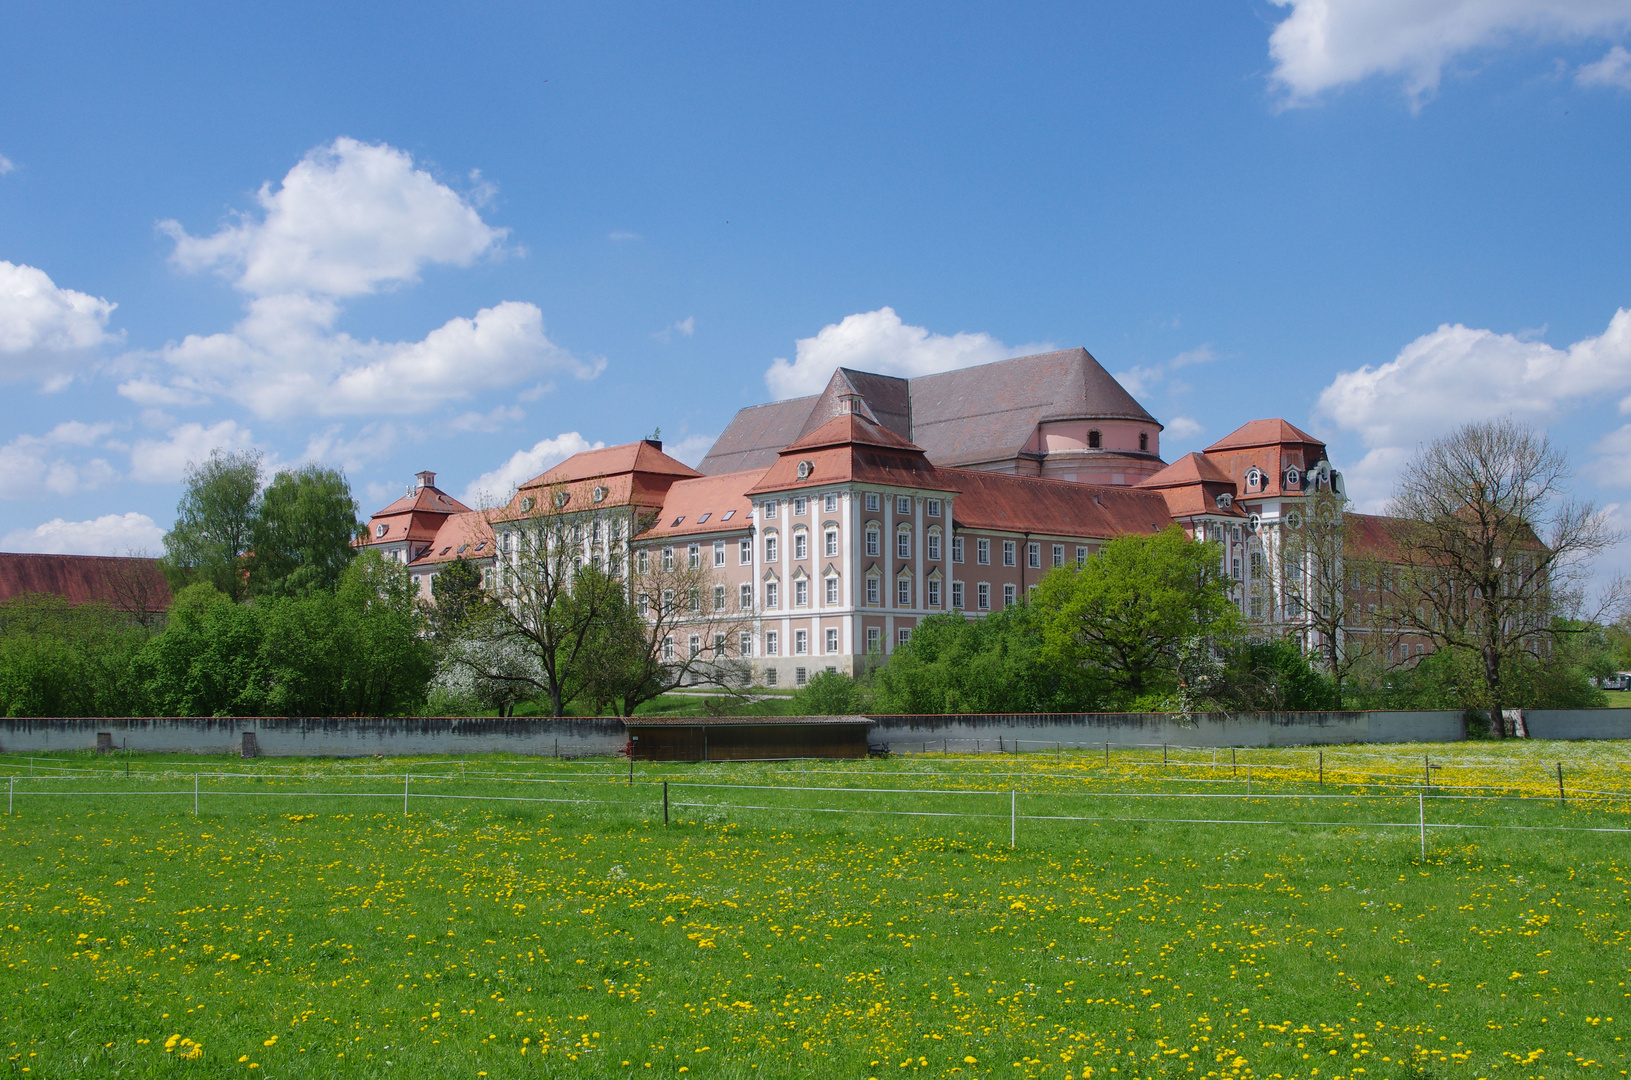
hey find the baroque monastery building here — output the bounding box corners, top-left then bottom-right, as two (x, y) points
(361, 348), (1370, 688)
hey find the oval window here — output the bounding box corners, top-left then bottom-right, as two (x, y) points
(520, 496), (535, 512)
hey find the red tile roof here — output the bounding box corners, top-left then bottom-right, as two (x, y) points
(528, 440), (700, 488)
(0, 553), (172, 613)
(645, 470), (766, 539)
(1205, 418), (1324, 452)
(406, 512), (496, 567)
(1137, 452), (1236, 489)
(945, 469), (1174, 538)
(747, 414), (957, 496)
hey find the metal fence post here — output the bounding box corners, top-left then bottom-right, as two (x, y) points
(1419, 792), (1426, 858)
(1557, 762), (1565, 806)
(663, 780), (669, 826)
(404, 773), (410, 816)
(194, 774), (199, 816)
(7, 775), (11, 816)
(1010, 790), (1016, 848)
(1318, 750), (1323, 786)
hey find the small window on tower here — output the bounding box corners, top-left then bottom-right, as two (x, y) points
(1087, 429), (1101, 449)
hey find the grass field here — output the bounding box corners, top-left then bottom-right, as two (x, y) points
(2, 743), (1629, 1079)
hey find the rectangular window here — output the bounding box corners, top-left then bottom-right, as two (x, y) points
(740, 537), (752, 564)
(897, 577), (911, 606)
(714, 540), (726, 567)
(765, 535), (778, 562)
(1232, 557), (1242, 580)
(1003, 583), (1017, 608)
(794, 532), (808, 560)
(764, 500), (778, 519)
(953, 536), (964, 563)
(1003, 541), (1017, 567)
(714, 633), (726, 656)
(765, 667), (778, 686)
(825, 576), (839, 605)
(687, 587), (701, 613)
(927, 498), (941, 517)
(825, 529), (838, 557)
(865, 528), (880, 557)
(897, 530), (911, 559)
(795, 578), (809, 607)
(976, 538), (990, 565)
(662, 635), (674, 661)
(927, 577), (941, 607)
(865, 492), (880, 512)
(823, 492), (838, 512)
(1027, 542), (1041, 569)
(1076, 545), (1088, 566)
(866, 576), (879, 605)
(794, 629), (808, 655)
(765, 581), (779, 608)
(1052, 544), (1064, 568)
(739, 631), (753, 657)
(792, 496), (807, 516)
(740, 582), (753, 610)
(662, 546), (674, 571)
(795, 666), (808, 687)
(1250, 551), (1263, 575)
(689, 634), (701, 658)
(688, 543), (700, 569)
(866, 626), (881, 653)
(977, 582), (990, 610)
(896, 495), (912, 516)
(825, 627), (839, 653)
(714, 584), (727, 611)
(898, 628), (911, 646)
(766, 631), (780, 656)
(951, 581), (964, 609)
(638, 549), (650, 574)
(927, 532), (941, 560)
(1250, 595), (1263, 619)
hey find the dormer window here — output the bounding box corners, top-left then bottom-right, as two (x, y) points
(796, 460), (813, 480)
(1285, 467), (1300, 489)
(1215, 493), (1233, 509)
(1246, 468), (1263, 492)
(553, 491), (570, 508)
(375, 523), (388, 538)
(593, 486), (608, 503)
(520, 496), (535, 512)
(1087, 429), (1102, 449)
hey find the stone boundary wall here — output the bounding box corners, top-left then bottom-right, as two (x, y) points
(0, 716), (629, 758)
(0, 710), (1469, 757)
(1519, 709), (1631, 741)
(865, 711), (1466, 750)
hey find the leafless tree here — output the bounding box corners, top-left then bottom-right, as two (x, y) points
(1385, 418), (1625, 734)
(105, 548), (168, 632)
(1278, 488), (1395, 704)
(614, 540), (756, 716)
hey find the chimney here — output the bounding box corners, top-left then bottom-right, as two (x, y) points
(643, 438), (662, 452)
(416, 470), (436, 490)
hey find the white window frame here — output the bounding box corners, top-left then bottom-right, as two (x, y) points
(688, 543), (701, 570)
(794, 629), (809, 655)
(739, 537), (752, 565)
(825, 575), (839, 605)
(951, 581), (964, 609)
(896, 526), (912, 559)
(766, 630), (780, 656)
(714, 584), (727, 611)
(740, 582), (754, 610)
(689, 634), (701, 659)
(795, 578), (809, 608)
(1052, 543), (1064, 567)
(824, 528), (839, 558)
(792, 496), (807, 516)
(714, 540), (726, 567)
(865, 524), (880, 557)
(1003, 540), (1017, 567)
(926, 498), (941, 517)
(927, 528), (941, 561)
(976, 538), (990, 565)
(866, 575), (880, 606)
(865, 492), (880, 512)
(823, 492), (839, 512)
(764, 532), (778, 562)
(898, 628), (911, 646)
(897, 575), (912, 607)
(866, 626), (881, 653)
(1027, 542), (1041, 569)
(977, 582), (990, 610)
(952, 535), (964, 563)
(927, 577), (941, 607)
(765, 580), (779, 609)
(825, 627), (840, 653)
(1003, 583), (1017, 608)
(896, 495), (912, 515)
(739, 631), (753, 657)
(793, 530), (808, 561)
(1076, 545), (1088, 566)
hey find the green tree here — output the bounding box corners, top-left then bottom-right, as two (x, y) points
(161, 449), (263, 603)
(133, 583), (268, 716)
(327, 550), (435, 715)
(1032, 525), (1238, 709)
(869, 606), (1093, 714)
(1216, 639), (1340, 711)
(790, 669), (870, 715)
(426, 557), (489, 641)
(250, 464), (360, 599)
(0, 594), (149, 717)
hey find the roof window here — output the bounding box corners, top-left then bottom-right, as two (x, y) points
(440, 546), (450, 556)
(722, 510), (735, 521)
(697, 513), (710, 524)
(672, 517), (684, 527)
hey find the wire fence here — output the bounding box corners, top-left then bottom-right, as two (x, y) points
(4, 750), (1630, 856)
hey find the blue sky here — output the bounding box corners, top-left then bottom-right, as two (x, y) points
(3, 1), (1631, 572)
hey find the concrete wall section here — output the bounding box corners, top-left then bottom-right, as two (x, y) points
(868, 710), (1466, 750)
(0, 716), (629, 758)
(1521, 710), (1631, 741)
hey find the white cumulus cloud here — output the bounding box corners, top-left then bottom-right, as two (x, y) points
(765, 307), (1044, 400)
(2, 512), (165, 556)
(0, 422), (120, 499)
(0, 154), (14, 175)
(162, 137), (506, 298)
(1268, 0), (1631, 105)
(461, 432), (602, 507)
(1316, 307), (1631, 506)
(142, 139), (599, 416)
(664, 433), (716, 468)
(0, 261), (119, 387)
(1579, 42), (1631, 85)
(129, 420), (256, 484)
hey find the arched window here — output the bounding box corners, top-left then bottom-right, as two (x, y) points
(865, 522), (881, 557)
(793, 528), (808, 561)
(764, 531), (778, 562)
(927, 526), (942, 561)
(1087, 429), (1102, 449)
(896, 525), (912, 559)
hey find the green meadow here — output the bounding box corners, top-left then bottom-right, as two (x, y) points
(1, 742), (1628, 1079)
